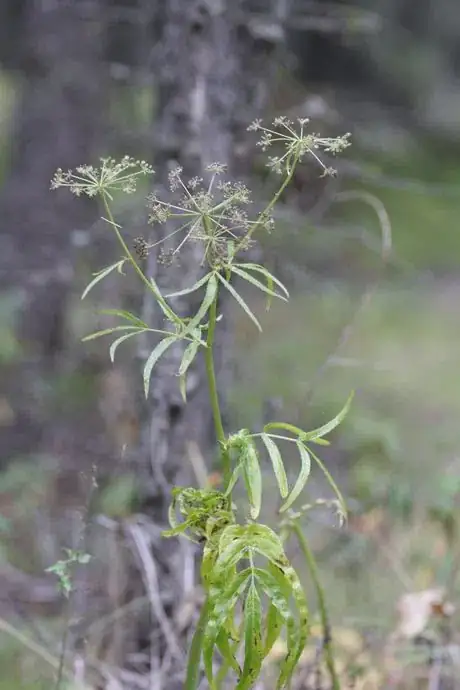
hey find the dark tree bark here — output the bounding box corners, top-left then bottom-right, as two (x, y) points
(0, 0), (106, 457)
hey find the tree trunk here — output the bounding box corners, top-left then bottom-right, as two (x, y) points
(0, 0), (106, 458)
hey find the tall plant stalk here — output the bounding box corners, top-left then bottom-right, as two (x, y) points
(51, 118), (352, 690)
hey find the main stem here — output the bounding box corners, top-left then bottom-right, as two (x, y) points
(204, 294), (231, 487)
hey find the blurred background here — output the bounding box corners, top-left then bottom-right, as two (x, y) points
(1, 1), (460, 688)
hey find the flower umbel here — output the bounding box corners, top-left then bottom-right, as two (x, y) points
(146, 163), (267, 266)
(248, 116), (351, 176)
(51, 156), (154, 199)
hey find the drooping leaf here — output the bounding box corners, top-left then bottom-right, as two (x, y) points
(166, 272), (212, 298)
(82, 325), (139, 342)
(236, 580), (263, 690)
(143, 335), (177, 397)
(260, 434), (288, 499)
(81, 260), (126, 300)
(99, 308), (148, 328)
(224, 463), (242, 497)
(149, 276), (181, 324)
(231, 266), (287, 303)
(187, 273), (218, 332)
(279, 442), (311, 513)
(178, 336), (202, 401)
(242, 442), (262, 520)
(217, 273), (262, 332)
(109, 329), (147, 362)
(234, 263), (289, 298)
(303, 392), (354, 442)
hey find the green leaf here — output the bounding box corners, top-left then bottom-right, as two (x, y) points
(217, 273), (262, 332)
(260, 434), (288, 499)
(82, 325), (139, 342)
(252, 568), (292, 658)
(308, 447), (347, 522)
(204, 570), (251, 690)
(236, 581), (263, 690)
(81, 260), (126, 300)
(214, 537), (248, 574)
(149, 276), (181, 324)
(242, 442), (262, 520)
(143, 336), (177, 397)
(187, 273), (218, 332)
(109, 329), (147, 362)
(166, 272), (212, 298)
(178, 336), (202, 402)
(224, 463), (242, 497)
(185, 598), (211, 690)
(216, 629), (241, 675)
(98, 308), (148, 328)
(303, 392), (354, 441)
(264, 602), (284, 659)
(234, 263), (289, 298)
(218, 525), (246, 554)
(279, 442), (311, 513)
(269, 563), (309, 690)
(231, 266), (287, 303)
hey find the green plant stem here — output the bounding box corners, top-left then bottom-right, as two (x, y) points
(102, 194), (155, 297)
(291, 520), (340, 690)
(204, 294), (231, 487)
(234, 152), (300, 255)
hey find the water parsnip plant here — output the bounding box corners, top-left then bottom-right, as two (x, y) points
(52, 117), (352, 690)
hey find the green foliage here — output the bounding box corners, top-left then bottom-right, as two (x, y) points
(52, 117), (352, 688)
(45, 549), (91, 598)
